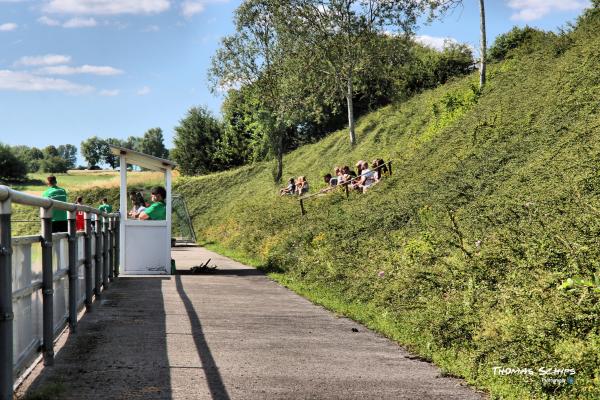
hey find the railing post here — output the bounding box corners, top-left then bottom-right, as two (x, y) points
(108, 216), (114, 281)
(0, 198), (13, 400)
(94, 214), (102, 298)
(114, 215), (120, 278)
(102, 215), (109, 289)
(67, 210), (78, 333)
(40, 206), (54, 366)
(84, 212), (93, 311)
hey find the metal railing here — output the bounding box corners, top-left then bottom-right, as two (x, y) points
(298, 160), (393, 215)
(0, 185), (120, 400)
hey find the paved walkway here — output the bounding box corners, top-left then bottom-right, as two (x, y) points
(16, 246), (485, 400)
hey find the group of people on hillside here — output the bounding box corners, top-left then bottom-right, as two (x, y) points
(279, 176), (310, 196)
(41, 175), (167, 233)
(323, 159), (388, 193)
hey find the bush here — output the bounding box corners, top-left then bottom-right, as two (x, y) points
(489, 26), (546, 61)
(0, 143), (27, 182)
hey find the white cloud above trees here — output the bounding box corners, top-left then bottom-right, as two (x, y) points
(43, 0), (171, 15)
(508, 0), (590, 21)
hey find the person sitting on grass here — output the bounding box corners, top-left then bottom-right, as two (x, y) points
(296, 176), (309, 195)
(372, 159), (388, 182)
(341, 165), (356, 185)
(279, 178), (296, 196)
(323, 173), (337, 188)
(42, 175), (68, 232)
(334, 166), (343, 185)
(139, 186), (167, 220)
(356, 161), (375, 192)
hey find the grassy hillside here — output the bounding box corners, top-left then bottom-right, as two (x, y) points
(174, 8), (600, 399)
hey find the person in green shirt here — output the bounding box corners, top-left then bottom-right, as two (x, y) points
(41, 175), (68, 232)
(139, 186), (166, 221)
(98, 197), (113, 213)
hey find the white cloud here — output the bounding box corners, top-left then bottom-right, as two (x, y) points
(137, 86), (151, 95)
(38, 16), (61, 26)
(143, 25), (160, 32)
(16, 54), (71, 66)
(99, 89), (119, 96)
(43, 0), (171, 15)
(415, 35), (458, 51)
(37, 64), (123, 75)
(182, 1), (205, 17)
(63, 17), (97, 28)
(0, 23), (18, 32)
(508, 0), (590, 21)
(0, 69), (94, 93)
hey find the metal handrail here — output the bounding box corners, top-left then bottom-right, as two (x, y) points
(0, 185), (120, 400)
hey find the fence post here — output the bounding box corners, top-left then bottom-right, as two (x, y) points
(344, 184), (349, 198)
(388, 161), (393, 176)
(299, 199), (306, 216)
(102, 215), (109, 289)
(84, 212), (93, 311)
(0, 198), (13, 400)
(108, 216), (114, 281)
(114, 215), (120, 278)
(67, 211), (78, 333)
(40, 206), (54, 366)
(94, 214), (102, 298)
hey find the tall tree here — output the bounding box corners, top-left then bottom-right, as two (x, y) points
(209, 0), (290, 182)
(81, 136), (108, 168)
(57, 144), (77, 169)
(43, 145), (59, 158)
(0, 143), (27, 181)
(171, 106), (224, 175)
(273, 0), (422, 145)
(104, 138), (124, 169)
(139, 128), (169, 159)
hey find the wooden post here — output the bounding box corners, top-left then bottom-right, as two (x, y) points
(300, 199), (306, 216)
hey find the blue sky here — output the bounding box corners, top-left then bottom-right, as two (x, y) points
(0, 0), (592, 164)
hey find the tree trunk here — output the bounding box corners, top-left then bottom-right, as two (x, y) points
(479, 0), (487, 89)
(275, 133), (284, 183)
(346, 77), (356, 145)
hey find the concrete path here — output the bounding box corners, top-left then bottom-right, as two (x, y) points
(16, 246), (485, 400)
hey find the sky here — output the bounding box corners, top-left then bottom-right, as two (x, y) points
(0, 0), (593, 165)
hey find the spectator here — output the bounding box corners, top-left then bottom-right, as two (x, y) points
(324, 173), (338, 187)
(75, 196), (85, 231)
(139, 186), (167, 220)
(128, 190), (147, 219)
(98, 197), (113, 213)
(341, 165), (357, 184)
(295, 176), (309, 195)
(357, 161), (375, 192)
(279, 178), (296, 196)
(372, 159), (388, 182)
(42, 175), (68, 232)
(334, 166), (343, 185)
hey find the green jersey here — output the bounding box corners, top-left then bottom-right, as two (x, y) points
(144, 201), (166, 220)
(42, 185), (68, 221)
(98, 204), (113, 213)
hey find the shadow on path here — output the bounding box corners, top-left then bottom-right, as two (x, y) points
(176, 268), (264, 277)
(174, 275), (231, 400)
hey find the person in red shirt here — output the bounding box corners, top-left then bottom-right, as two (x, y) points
(75, 196), (85, 231)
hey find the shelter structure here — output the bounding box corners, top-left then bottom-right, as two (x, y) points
(109, 145), (176, 274)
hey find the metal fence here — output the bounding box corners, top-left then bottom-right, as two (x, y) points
(0, 185), (120, 400)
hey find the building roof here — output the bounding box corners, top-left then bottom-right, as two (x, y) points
(109, 145), (176, 171)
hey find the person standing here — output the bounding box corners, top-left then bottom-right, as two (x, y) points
(75, 196), (85, 231)
(98, 197), (113, 214)
(42, 175), (68, 232)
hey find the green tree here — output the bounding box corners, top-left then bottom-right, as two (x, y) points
(81, 136), (108, 168)
(0, 143), (27, 181)
(39, 156), (70, 173)
(139, 128), (169, 159)
(104, 138), (125, 169)
(43, 145), (59, 158)
(171, 107), (223, 175)
(12, 145), (44, 173)
(273, 0), (423, 145)
(57, 144), (77, 169)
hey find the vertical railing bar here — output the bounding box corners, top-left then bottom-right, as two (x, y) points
(40, 206), (54, 366)
(0, 198), (13, 400)
(94, 214), (102, 298)
(84, 212), (93, 311)
(108, 216), (114, 281)
(114, 215), (120, 278)
(102, 215), (109, 289)
(67, 211), (78, 333)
